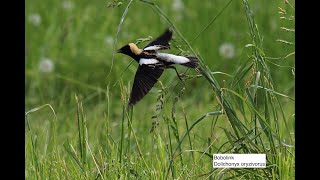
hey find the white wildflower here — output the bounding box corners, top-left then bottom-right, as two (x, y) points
(172, 0), (184, 12)
(39, 58), (54, 73)
(219, 43), (235, 59)
(105, 36), (113, 46)
(62, 1), (74, 10)
(269, 19), (278, 32)
(28, 13), (41, 26)
(172, 0), (184, 20)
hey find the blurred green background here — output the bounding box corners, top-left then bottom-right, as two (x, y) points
(25, 0), (294, 178)
(25, 0), (294, 115)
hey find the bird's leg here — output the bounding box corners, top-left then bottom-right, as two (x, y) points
(167, 66), (185, 83)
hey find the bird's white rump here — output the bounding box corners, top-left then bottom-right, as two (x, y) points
(156, 53), (190, 64)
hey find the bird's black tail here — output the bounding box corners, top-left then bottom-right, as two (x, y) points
(182, 56), (199, 68)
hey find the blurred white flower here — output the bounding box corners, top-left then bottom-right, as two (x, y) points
(219, 43), (235, 59)
(62, 1), (74, 10)
(28, 13), (41, 26)
(172, 0), (184, 12)
(39, 58), (54, 73)
(269, 19), (278, 32)
(172, 0), (184, 20)
(105, 36), (113, 45)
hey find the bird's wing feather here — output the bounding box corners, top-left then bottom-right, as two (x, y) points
(143, 28), (173, 51)
(139, 58), (159, 65)
(143, 45), (167, 51)
(128, 62), (165, 107)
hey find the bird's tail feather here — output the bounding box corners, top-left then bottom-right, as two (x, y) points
(182, 56), (199, 68)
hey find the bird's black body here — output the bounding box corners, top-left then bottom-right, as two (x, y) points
(117, 28), (199, 107)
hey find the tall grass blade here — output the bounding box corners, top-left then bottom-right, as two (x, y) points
(107, 0), (134, 79)
(75, 94), (87, 166)
(166, 111), (223, 179)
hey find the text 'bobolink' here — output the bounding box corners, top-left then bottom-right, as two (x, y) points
(117, 28), (199, 107)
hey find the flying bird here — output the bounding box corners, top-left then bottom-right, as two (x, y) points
(117, 28), (199, 107)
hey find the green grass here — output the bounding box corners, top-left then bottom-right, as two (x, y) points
(26, 0), (295, 179)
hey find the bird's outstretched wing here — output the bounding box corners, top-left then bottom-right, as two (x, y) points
(128, 62), (165, 107)
(143, 28), (173, 51)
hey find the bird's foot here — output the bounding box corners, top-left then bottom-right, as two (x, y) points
(176, 73), (185, 84)
(167, 66), (186, 84)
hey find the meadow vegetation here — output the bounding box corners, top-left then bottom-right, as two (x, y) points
(25, 0), (295, 179)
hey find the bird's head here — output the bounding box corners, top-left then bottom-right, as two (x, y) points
(117, 43), (142, 61)
(117, 44), (130, 54)
(117, 43), (142, 55)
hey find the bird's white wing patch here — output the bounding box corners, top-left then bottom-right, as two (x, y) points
(143, 45), (164, 51)
(139, 58), (159, 65)
(156, 53), (189, 64)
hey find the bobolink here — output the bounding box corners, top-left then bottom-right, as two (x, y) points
(117, 28), (199, 107)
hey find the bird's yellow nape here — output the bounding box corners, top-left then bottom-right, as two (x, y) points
(128, 43), (142, 55)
